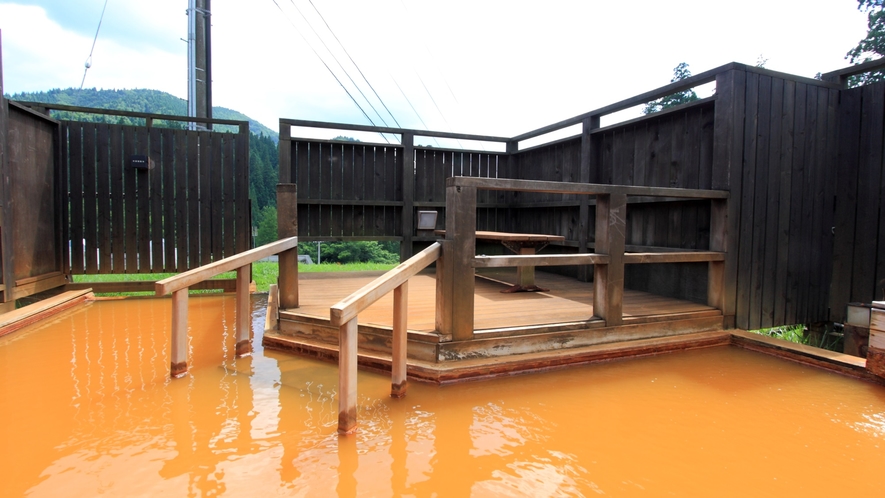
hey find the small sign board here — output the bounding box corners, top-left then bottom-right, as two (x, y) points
(130, 154), (154, 170)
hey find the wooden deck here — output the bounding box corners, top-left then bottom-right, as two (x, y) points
(264, 268), (726, 383)
(284, 268), (718, 332)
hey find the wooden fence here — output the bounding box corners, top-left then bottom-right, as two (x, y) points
(281, 61), (885, 331)
(60, 113), (250, 274)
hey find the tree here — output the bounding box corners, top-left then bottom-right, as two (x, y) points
(642, 62), (699, 115)
(316, 241), (398, 264)
(254, 206), (278, 247)
(847, 0), (885, 86)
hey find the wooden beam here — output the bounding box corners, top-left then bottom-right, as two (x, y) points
(473, 253), (610, 268)
(235, 265), (251, 357)
(708, 199), (728, 313)
(594, 193), (626, 326)
(446, 176), (728, 199)
(155, 236), (297, 295)
(280, 117), (511, 144)
(338, 317), (358, 434)
(67, 279), (237, 294)
(170, 289), (189, 378)
(391, 281), (408, 398)
(330, 242), (440, 326)
(622, 252), (725, 264)
(0, 33), (14, 305)
(578, 116), (599, 282)
(435, 240), (453, 337)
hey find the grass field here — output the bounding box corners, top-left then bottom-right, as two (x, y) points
(72, 261), (398, 295)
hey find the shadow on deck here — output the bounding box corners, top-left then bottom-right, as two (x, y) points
(263, 268), (727, 383)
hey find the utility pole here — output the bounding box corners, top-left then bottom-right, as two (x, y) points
(187, 0), (212, 130)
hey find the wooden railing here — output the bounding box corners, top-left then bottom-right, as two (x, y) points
(155, 236), (298, 378)
(441, 176), (729, 339)
(329, 242), (441, 434)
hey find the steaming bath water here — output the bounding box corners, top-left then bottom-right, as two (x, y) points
(1, 295), (883, 496)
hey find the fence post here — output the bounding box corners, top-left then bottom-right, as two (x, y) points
(170, 288), (189, 378)
(277, 183), (298, 309)
(578, 115), (600, 282)
(401, 132), (414, 261)
(708, 199), (727, 314)
(338, 317), (358, 434)
(235, 264), (252, 357)
(446, 182), (476, 341)
(593, 193), (626, 326)
(391, 281), (408, 397)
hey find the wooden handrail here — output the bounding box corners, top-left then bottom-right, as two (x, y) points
(155, 237), (298, 296)
(447, 176), (728, 199)
(474, 253), (610, 268)
(158, 236), (299, 379)
(331, 241), (441, 435)
(330, 242), (441, 327)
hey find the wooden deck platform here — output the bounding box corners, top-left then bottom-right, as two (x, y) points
(264, 269), (726, 382)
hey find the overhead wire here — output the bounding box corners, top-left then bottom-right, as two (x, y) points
(391, 76), (440, 147)
(268, 0), (386, 142)
(77, 0), (110, 105)
(287, 0), (397, 143)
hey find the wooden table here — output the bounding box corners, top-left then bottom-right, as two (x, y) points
(436, 230), (565, 292)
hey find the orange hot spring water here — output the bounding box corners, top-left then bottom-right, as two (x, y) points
(1, 295), (884, 496)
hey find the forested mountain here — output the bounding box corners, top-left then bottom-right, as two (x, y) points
(8, 88), (278, 140)
(7, 87), (279, 220)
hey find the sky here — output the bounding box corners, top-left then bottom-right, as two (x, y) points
(0, 0), (873, 146)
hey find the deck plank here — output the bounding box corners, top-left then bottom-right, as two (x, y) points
(285, 269), (717, 332)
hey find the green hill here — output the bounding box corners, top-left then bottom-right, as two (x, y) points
(7, 88), (278, 141)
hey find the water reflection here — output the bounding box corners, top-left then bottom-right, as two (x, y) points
(1, 296), (884, 496)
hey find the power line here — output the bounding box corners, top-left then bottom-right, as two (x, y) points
(77, 0), (110, 104)
(287, 0), (397, 143)
(307, 0), (403, 129)
(391, 76), (440, 147)
(268, 0), (385, 141)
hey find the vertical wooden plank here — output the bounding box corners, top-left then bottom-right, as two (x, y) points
(175, 129), (189, 271)
(578, 117), (598, 281)
(435, 240), (454, 337)
(162, 127), (176, 271)
(709, 199), (727, 310)
(122, 126), (139, 272)
(391, 281), (408, 398)
(796, 85), (822, 323)
(594, 193), (626, 326)
(401, 134), (414, 261)
(736, 71), (759, 330)
(0, 49), (11, 302)
(68, 122), (84, 274)
(278, 123), (291, 184)
(759, 77), (783, 328)
(235, 265), (252, 357)
(150, 127), (164, 271)
(170, 288), (189, 378)
(136, 125), (151, 273)
(773, 79), (795, 326)
(338, 318), (358, 435)
(199, 130), (213, 265)
(187, 130), (200, 268)
(82, 123), (98, 274)
(110, 125), (125, 273)
(829, 86), (862, 323)
(235, 126), (250, 253)
(222, 133), (235, 258)
(95, 124), (112, 273)
(446, 184), (476, 341)
(818, 88), (840, 317)
(809, 87), (836, 321)
(746, 75), (772, 330)
(210, 132), (224, 261)
(785, 82), (809, 325)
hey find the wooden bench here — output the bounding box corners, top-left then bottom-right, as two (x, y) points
(437, 230), (565, 292)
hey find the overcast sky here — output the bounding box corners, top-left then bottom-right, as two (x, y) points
(0, 0), (872, 145)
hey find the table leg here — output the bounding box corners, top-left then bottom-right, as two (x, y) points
(501, 246), (550, 293)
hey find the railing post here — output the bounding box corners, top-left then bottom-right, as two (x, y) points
(391, 281), (408, 398)
(593, 193), (626, 326)
(235, 265), (252, 357)
(446, 182), (476, 341)
(170, 288), (189, 378)
(338, 317), (358, 434)
(277, 183), (299, 309)
(708, 199), (727, 314)
(435, 240), (453, 337)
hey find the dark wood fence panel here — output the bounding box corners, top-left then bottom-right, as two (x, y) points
(830, 81), (885, 322)
(7, 105), (62, 281)
(64, 122), (249, 274)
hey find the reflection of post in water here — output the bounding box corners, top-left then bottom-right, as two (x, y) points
(412, 397), (475, 496)
(389, 400), (407, 494)
(159, 299), (258, 495)
(336, 433), (358, 498)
